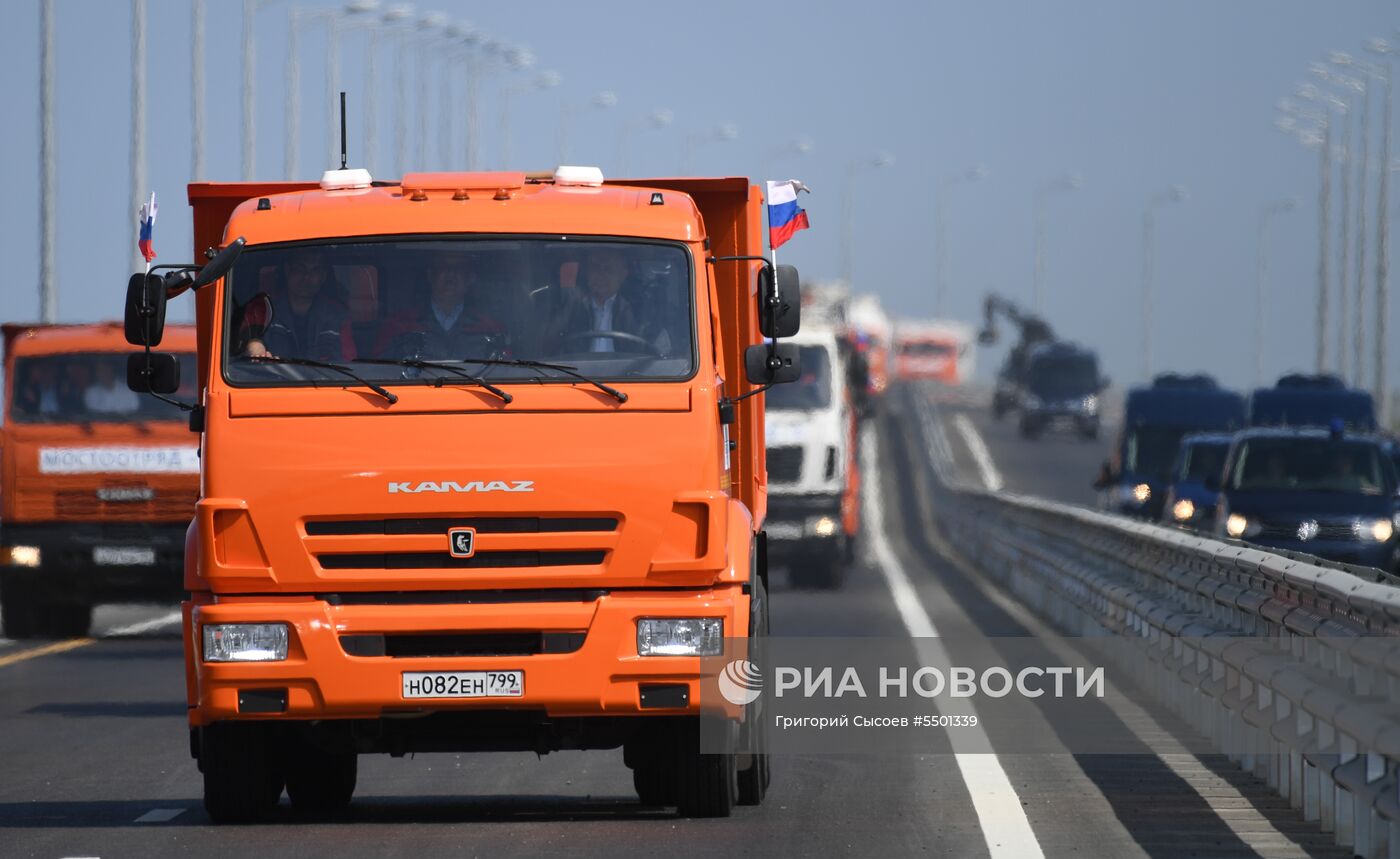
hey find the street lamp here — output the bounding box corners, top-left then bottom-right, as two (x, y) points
(1295, 81), (1348, 373)
(500, 68), (560, 167)
(1032, 173), (1081, 314)
(558, 90), (617, 166)
(1255, 198), (1297, 385)
(1362, 39), (1396, 423)
(412, 13), (450, 170)
(680, 122), (739, 174)
(1140, 185), (1186, 380)
(615, 109), (673, 175)
(840, 152), (895, 287)
(39, 0), (55, 320)
(1312, 63), (1366, 380)
(760, 138), (814, 183)
(934, 165), (988, 317)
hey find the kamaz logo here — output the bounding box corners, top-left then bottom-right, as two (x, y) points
(388, 480), (535, 494)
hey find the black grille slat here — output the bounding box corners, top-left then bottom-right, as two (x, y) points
(323, 588), (609, 606)
(340, 631), (586, 658)
(767, 447), (804, 483)
(306, 517), (618, 536)
(318, 550), (605, 570)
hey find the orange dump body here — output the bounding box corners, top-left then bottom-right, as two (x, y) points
(178, 175), (770, 738)
(0, 322), (197, 610)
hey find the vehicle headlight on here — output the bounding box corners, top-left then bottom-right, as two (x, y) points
(1132, 483), (1152, 504)
(1226, 513), (1256, 539)
(1354, 518), (1395, 543)
(807, 515), (839, 538)
(1172, 499), (1196, 522)
(1081, 395), (1099, 414)
(637, 618), (723, 656)
(202, 623), (290, 663)
(4, 545), (41, 567)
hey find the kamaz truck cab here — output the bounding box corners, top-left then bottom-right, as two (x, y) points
(762, 322), (859, 589)
(122, 167), (804, 822)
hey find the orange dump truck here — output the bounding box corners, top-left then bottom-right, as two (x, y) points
(1, 322), (196, 638)
(122, 166), (803, 822)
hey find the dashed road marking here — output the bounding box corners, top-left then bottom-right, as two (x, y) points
(0, 637), (94, 668)
(0, 609), (182, 669)
(134, 808), (185, 824)
(952, 413), (1003, 492)
(862, 428), (1045, 859)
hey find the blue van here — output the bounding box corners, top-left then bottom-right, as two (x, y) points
(1096, 374), (1246, 519)
(1160, 432), (1233, 529)
(1248, 374), (1376, 431)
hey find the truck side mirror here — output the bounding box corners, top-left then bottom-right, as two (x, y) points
(745, 343), (802, 386)
(127, 351), (181, 395)
(124, 272), (167, 347)
(757, 264), (801, 338)
(194, 237), (246, 288)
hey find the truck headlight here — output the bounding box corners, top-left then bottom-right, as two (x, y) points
(5, 545), (41, 567)
(1353, 518), (1394, 543)
(202, 623), (289, 662)
(637, 618), (723, 656)
(1081, 395), (1099, 414)
(1132, 483), (1151, 504)
(807, 515), (839, 538)
(1226, 513), (1258, 539)
(1172, 499), (1196, 522)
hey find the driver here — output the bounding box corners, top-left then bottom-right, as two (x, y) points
(557, 247), (652, 354)
(237, 249), (355, 361)
(374, 249), (507, 360)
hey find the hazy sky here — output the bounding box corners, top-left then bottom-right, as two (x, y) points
(2, 0), (1398, 388)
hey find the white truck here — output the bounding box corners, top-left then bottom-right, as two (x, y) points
(763, 323), (860, 589)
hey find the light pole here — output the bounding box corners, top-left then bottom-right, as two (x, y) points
(39, 0), (56, 321)
(840, 152), (895, 287)
(934, 166), (987, 317)
(557, 91), (616, 166)
(412, 14), (450, 171)
(130, 0), (147, 272)
(500, 68), (559, 167)
(1032, 173), (1081, 314)
(191, 0), (205, 181)
(1255, 198), (1297, 385)
(1363, 38), (1397, 424)
(615, 109), (673, 175)
(759, 138), (814, 183)
(680, 123), (739, 175)
(1311, 64), (1365, 380)
(1280, 94), (1336, 374)
(1140, 185), (1186, 381)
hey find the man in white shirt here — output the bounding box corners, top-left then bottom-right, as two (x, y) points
(84, 360), (139, 414)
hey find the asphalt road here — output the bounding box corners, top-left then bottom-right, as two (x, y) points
(0, 386), (1347, 858)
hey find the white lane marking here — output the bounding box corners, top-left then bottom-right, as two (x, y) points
(862, 429), (1045, 859)
(106, 611), (182, 638)
(952, 413), (1003, 492)
(134, 807), (185, 823)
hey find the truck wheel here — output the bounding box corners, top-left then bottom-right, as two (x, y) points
(39, 603), (92, 639)
(201, 723), (285, 824)
(738, 576), (771, 806)
(675, 726), (737, 818)
(286, 745), (357, 816)
(633, 762), (678, 806)
(0, 582), (38, 639)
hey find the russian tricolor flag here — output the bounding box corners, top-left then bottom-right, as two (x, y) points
(766, 179), (810, 250)
(137, 192), (158, 265)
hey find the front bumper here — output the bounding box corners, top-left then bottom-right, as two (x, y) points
(764, 492), (845, 550)
(0, 520), (188, 602)
(186, 585), (747, 725)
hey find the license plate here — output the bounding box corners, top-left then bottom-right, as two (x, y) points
(93, 546), (156, 566)
(401, 670), (524, 699)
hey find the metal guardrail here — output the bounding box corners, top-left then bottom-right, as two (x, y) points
(906, 388), (1400, 858)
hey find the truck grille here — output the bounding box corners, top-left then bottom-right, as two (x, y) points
(768, 447), (804, 483)
(318, 550), (606, 570)
(54, 489), (198, 520)
(305, 516), (618, 536)
(340, 631), (586, 658)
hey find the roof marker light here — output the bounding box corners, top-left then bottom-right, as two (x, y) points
(554, 165), (605, 187)
(320, 167), (373, 191)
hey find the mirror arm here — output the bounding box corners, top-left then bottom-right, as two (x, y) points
(726, 382), (777, 406)
(132, 343), (195, 412)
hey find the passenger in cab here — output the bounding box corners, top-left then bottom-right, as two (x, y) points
(83, 358), (139, 414)
(237, 249), (355, 361)
(374, 249), (508, 360)
(14, 360), (65, 417)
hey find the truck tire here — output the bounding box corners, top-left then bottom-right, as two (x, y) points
(737, 575), (771, 806)
(0, 582), (38, 639)
(675, 726), (737, 819)
(40, 602), (92, 639)
(633, 761), (678, 807)
(286, 745), (357, 816)
(201, 723), (285, 824)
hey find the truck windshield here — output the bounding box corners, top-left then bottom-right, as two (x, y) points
(9, 352), (197, 423)
(1028, 354), (1098, 398)
(221, 238), (695, 386)
(766, 346), (832, 411)
(1178, 440), (1230, 483)
(1125, 425), (1189, 481)
(1228, 438), (1392, 495)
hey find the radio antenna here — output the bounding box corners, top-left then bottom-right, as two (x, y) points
(339, 91), (348, 170)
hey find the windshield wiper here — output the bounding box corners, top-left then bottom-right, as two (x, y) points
(459, 357), (628, 403)
(249, 355), (398, 405)
(355, 358), (512, 404)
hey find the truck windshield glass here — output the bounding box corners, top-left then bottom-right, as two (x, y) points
(1028, 355), (1098, 397)
(221, 238), (694, 386)
(1125, 425), (1189, 481)
(9, 352), (196, 423)
(1179, 441), (1230, 483)
(1228, 438), (1392, 495)
(765, 346), (831, 411)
